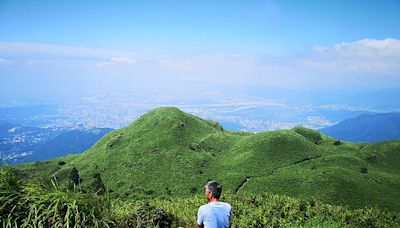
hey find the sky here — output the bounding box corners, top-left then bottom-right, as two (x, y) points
(0, 0), (399, 102)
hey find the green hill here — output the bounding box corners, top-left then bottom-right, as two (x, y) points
(16, 107), (400, 211)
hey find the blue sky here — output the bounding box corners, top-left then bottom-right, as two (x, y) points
(1, 0), (399, 53)
(0, 0), (399, 101)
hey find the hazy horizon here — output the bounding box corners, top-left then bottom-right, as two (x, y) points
(1, 0), (400, 131)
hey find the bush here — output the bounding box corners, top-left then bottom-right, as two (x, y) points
(206, 120), (224, 131)
(92, 173), (106, 195)
(69, 167), (83, 189)
(334, 140), (342, 145)
(292, 127), (323, 144)
(360, 167), (368, 173)
(113, 201), (173, 228)
(58, 161), (66, 166)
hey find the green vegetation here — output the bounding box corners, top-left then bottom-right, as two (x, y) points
(3, 107), (400, 226)
(2, 167), (399, 227)
(292, 126), (323, 144)
(150, 194), (400, 227)
(0, 167), (111, 227)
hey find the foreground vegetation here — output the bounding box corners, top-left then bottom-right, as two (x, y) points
(1, 167), (399, 227)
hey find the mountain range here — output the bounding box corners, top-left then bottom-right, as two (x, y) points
(320, 112), (400, 142)
(17, 107), (400, 212)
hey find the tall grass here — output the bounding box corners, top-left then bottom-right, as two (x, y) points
(1, 167), (112, 227)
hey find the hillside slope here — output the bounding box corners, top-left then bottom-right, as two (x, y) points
(320, 112), (400, 142)
(17, 107), (400, 211)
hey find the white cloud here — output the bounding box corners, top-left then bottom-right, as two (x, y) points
(95, 56), (137, 67)
(159, 54), (252, 70)
(110, 57), (136, 64)
(0, 42), (140, 68)
(0, 58), (10, 65)
(154, 39), (400, 89)
(1, 39), (399, 89)
(95, 62), (116, 67)
(305, 38), (400, 75)
(0, 42), (131, 59)
(313, 38), (400, 58)
(158, 59), (196, 70)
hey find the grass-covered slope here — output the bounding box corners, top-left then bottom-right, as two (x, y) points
(16, 107), (400, 211)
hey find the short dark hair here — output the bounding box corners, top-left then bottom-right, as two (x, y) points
(205, 181), (222, 199)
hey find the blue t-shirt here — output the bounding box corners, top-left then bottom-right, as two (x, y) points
(197, 202), (232, 228)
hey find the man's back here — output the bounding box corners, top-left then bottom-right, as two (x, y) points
(197, 202), (232, 228)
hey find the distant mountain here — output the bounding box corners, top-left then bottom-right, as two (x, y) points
(320, 112), (400, 142)
(17, 107), (400, 211)
(0, 121), (112, 164)
(18, 128), (113, 163)
(0, 121), (61, 163)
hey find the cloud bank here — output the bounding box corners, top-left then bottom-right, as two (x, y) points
(307, 38), (400, 75)
(0, 38), (399, 93)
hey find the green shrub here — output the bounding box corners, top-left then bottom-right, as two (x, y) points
(206, 120), (224, 131)
(92, 172), (106, 195)
(58, 161), (66, 166)
(69, 167), (83, 189)
(334, 140), (342, 145)
(360, 167), (368, 173)
(112, 201), (173, 228)
(292, 126), (323, 144)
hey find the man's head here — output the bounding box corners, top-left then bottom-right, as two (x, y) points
(204, 181), (222, 201)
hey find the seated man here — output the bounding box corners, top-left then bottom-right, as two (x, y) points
(197, 181), (232, 228)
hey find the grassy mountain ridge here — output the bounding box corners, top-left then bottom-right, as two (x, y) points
(16, 107), (400, 212)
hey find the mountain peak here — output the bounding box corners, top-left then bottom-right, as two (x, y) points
(137, 106), (187, 122)
(131, 106), (222, 134)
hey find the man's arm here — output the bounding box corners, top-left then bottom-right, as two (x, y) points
(228, 204), (232, 228)
(197, 206), (204, 228)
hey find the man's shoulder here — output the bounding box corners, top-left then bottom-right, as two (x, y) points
(199, 202), (231, 210)
(221, 202), (232, 210)
(210, 202), (232, 209)
(199, 204), (207, 210)
(198, 204), (209, 213)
